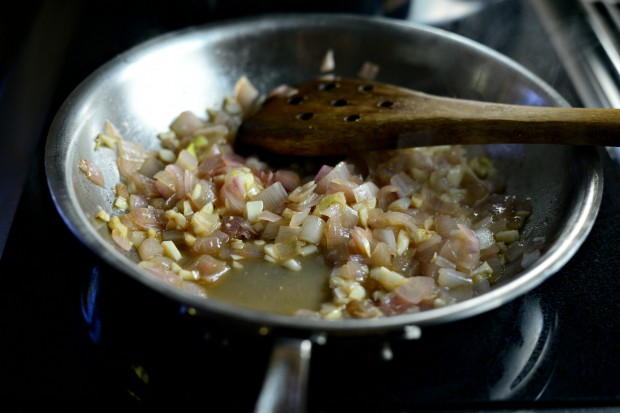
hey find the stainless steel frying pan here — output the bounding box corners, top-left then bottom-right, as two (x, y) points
(45, 14), (603, 412)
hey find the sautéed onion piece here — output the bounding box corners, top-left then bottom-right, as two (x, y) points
(81, 73), (544, 320)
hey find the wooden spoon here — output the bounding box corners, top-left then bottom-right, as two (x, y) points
(236, 77), (620, 157)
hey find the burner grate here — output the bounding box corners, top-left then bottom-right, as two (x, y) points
(580, 0), (620, 107)
(579, 0), (620, 166)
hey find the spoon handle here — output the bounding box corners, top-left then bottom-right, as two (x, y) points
(376, 95), (620, 149)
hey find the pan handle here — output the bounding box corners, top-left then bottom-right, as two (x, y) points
(254, 336), (312, 413)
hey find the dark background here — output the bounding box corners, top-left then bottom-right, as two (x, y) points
(1, 0), (619, 411)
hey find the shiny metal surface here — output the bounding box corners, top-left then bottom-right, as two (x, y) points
(255, 338), (311, 413)
(409, 0), (507, 24)
(529, 0), (620, 199)
(531, 0), (620, 109)
(45, 13), (603, 335)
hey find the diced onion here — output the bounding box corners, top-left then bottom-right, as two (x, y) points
(252, 182), (287, 212)
(437, 268), (472, 288)
(88, 68), (536, 320)
(299, 215), (325, 244)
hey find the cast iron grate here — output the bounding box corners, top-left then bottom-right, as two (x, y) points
(580, 0), (620, 107)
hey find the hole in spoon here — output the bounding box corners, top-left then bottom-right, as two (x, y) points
(331, 99), (347, 107)
(378, 100), (394, 108)
(298, 112), (314, 121)
(358, 84), (374, 92)
(288, 95), (304, 105)
(319, 82), (338, 91)
(345, 114), (361, 122)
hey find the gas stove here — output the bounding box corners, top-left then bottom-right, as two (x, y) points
(1, 0), (619, 411)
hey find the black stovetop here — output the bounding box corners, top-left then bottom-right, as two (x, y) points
(1, 0), (619, 412)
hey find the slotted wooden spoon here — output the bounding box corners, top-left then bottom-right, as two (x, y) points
(236, 77), (620, 157)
